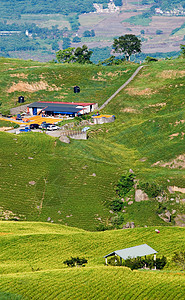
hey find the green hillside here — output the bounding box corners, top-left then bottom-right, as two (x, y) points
(0, 57), (185, 231)
(0, 222), (184, 299)
(0, 57), (137, 113)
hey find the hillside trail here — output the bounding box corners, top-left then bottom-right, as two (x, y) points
(99, 65), (143, 110)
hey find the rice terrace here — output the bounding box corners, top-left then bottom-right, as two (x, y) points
(1, 14), (185, 299)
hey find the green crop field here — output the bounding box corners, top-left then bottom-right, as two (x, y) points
(0, 222), (184, 299)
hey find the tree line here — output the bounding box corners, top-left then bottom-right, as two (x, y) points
(0, 0), (116, 17)
(56, 34), (142, 64)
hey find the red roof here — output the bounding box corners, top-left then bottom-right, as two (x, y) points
(38, 101), (95, 106)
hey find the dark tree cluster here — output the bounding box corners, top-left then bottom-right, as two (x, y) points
(56, 45), (92, 64)
(0, 0), (115, 16)
(64, 257), (88, 267)
(83, 30), (95, 37)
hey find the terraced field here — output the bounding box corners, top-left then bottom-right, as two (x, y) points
(0, 222), (184, 299)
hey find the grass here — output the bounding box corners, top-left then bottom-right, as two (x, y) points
(0, 222), (184, 299)
(0, 57), (137, 112)
(122, 15), (152, 26)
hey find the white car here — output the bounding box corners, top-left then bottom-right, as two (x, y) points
(47, 125), (59, 131)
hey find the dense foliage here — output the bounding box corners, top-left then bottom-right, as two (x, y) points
(172, 251), (185, 270)
(108, 255), (167, 270)
(0, 0), (113, 17)
(64, 257), (88, 267)
(116, 173), (135, 197)
(56, 45), (93, 63)
(113, 34), (142, 60)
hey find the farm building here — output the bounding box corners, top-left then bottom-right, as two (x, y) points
(104, 244), (157, 266)
(27, 101), (98, 117)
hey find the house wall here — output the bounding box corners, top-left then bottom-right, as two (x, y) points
(93, 116), (115, 124)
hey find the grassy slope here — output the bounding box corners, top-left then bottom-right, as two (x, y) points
(0, 57), (137, 111)
(0, 222), (184, 299)
(0, 57), (185, 231)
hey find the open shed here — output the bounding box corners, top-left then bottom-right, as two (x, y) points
(104, 244), (157, 268)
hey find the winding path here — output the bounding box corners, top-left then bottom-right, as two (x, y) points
(99, 65), (143, 110)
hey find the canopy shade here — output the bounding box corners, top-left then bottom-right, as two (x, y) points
(104, 244), (157, 260)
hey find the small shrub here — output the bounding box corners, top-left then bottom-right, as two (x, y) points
(139, 182), (162, 198)
(111, 214), (124, 227)
(145, 56), (158, 63)
(116, 173), (135, 197)
(172, 251), (185, 270)
(64, 257), (88, 267)
(110, 199), (123, 212)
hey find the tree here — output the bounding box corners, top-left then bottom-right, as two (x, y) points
(56, 47), (75, 63)
(74, 45), (92, 64)
(62, 37), (71, 49)
(83, 30), (92, 37)
(172, 251), (185, 270)
(113, 34), (141, 60)
(56, 45), (92, 64)
(83, 30), (95, 37)
(72, 36), (81, 43)
(180, 44), (185, 58)
(156, 29), (163, 35)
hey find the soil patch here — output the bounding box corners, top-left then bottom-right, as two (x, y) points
(121, 107), (138, 113)
(10, 73), (28, 79)
(125, 87), (155, 96)
(152, 154), (185, 169)
(7, 81), (61, 93)
(160, 70), (185, 79)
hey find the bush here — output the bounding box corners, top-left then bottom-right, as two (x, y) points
(139, 182), (162, 198)
(172, 251), (185, 270)
(108, 256), (167, 270)
(110, 199), (123, 212)
(63, 257), (88, 267)
(111, 214), (124, 227)
(145, 56), (158, 62)
(116, 173), (135, 197)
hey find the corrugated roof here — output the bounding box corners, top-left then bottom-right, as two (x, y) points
(28, 101), (95, 108)
(37, 101), (95, 106)
(104, 244), (157, 260)
(44, 105), (82, 113)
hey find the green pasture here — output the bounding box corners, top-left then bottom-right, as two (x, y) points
(0, 222), (184, 299)
(19, 14), (70, 29)
(122, 15), (152, 26)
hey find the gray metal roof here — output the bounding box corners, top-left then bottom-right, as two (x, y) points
(104, 244), (157, 260)
(44, 105), (82, 113)
(28, 102), (81, 109)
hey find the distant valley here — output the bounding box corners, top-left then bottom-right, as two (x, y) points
(0, 0), (185, 62)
